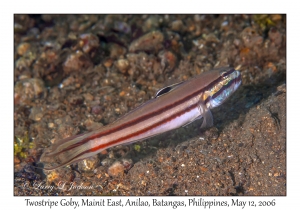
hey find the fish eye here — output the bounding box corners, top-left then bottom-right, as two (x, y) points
(221, 71), (228, 78)
(220, 68), (234, 78)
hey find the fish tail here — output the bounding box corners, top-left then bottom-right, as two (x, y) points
(40, 132), (100, 170)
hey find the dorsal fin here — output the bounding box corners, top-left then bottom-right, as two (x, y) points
(155, 81), (184, 98)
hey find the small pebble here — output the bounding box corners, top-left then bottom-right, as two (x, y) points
(14, 78), (45, 105)
(14, 156), (21, 164)
(129, 30), (164, 53)
(44, 167), (75, 187)
(107, 161), (125, 177)
(276, 84), (286, 93)
(79, 33), (99, 54)
(60, 76), (75, 88)
(119, 91), (126, 97)
(115, 58), (130, 74)
(268, 27), (282, 46)
(78, 156), (100, 173)
(84, 119), (102, 131)
(91, 105), (102, 115)
(171, 20), (184, 32)
(240, 27), (263, 47)
(63, 51), (92, 73)
(143, 15), (160, 32)
(158, 50), (177, 71)
(270, 14), (282, 22)
(121, 158), (133, 171)
(101, 158), (114, 167)
(113, 21), (131, 34)
(204, 33), (220, 43)
(115, 107), (121, 114)
(109, 43), (126, 58)
(103, 58), (113, 68)
(29, 107), (44, 122)
(17, 42), (31, 56)
(48, 122), (55, 128)
(83, 93), (94, 101)
(68, 95), (83, 105)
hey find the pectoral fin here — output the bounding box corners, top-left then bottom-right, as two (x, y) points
(198, 102), (214, 129)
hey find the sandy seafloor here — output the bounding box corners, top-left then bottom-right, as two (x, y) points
(14, 14), (286, 195)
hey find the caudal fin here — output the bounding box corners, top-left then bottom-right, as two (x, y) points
(40, 132), (99, 170)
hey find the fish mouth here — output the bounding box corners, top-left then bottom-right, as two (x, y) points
(234, 70), (242, 90)
(207, 70), (242, 109)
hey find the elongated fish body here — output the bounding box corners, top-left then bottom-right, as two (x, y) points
(41, 67), (241, 170)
